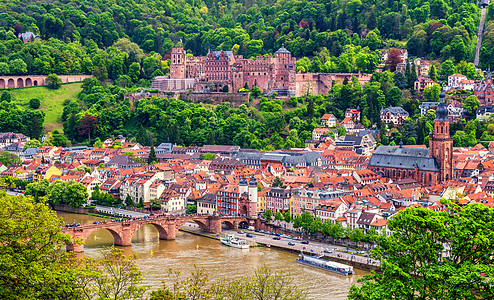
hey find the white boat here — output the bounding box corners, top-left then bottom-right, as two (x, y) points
(296, 253), (355, 275)
(220, 235), (250, 249)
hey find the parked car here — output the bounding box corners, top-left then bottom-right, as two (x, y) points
(356, 250), (366, 255)
(275, 233), (281, 237)
(255, 229), (260, 232)
(246, 233), (253, 238)
(301, 240), (309, 244)
(323, 249), (332, 254)
(237, 230), (244, 234)
(288, 242), (295, 246)
(292, 236), (300, 240)
(273, 236), (281, 240)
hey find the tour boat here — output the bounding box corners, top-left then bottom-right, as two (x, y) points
(296, 253), (355, 275)
(220, 235), (250, 249)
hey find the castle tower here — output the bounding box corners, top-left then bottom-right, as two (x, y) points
(430, 90), (453, 183)
(170, 47), (186, 79)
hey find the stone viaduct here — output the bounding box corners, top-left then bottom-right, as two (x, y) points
(62, 215), (254, 252)
(0, 75), (93, 89)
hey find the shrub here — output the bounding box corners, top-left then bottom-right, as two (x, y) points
(29, 98), (41, 109)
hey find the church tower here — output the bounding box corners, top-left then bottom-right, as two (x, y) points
(430, 90), (453, 183)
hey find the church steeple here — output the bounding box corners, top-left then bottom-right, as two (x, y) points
(429, 89), (453, 184)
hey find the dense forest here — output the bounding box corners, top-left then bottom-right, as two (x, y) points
(0, 0), (485, 76)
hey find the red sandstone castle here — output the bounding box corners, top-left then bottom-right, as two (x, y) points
(168, 45), (296, 95)
(154, 46), (373, 97)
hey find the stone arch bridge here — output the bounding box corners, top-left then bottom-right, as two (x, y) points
(62, 215), (254, 252)
(0, 75), (93, 89)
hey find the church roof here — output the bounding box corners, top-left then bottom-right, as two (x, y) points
(368, 145), (439, 172)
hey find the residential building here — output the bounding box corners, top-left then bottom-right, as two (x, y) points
(265, 187), (292, 213)
(18, 32), (39, 43)
(474, 72), (494, 106)
(320, 114), (337, 127)
(380, 106), (409, 125)
(197, 193), (217, 215)
(413, 59), (431, 77)
(345, 108), (361, 123)
(414, 76), (435, 93)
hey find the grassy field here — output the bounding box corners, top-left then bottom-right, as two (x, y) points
(8, 83), (82, 133)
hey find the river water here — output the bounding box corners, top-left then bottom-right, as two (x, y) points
(58, 212), (365, 299)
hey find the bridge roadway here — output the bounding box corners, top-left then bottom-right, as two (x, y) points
(62, 214), (253, 252)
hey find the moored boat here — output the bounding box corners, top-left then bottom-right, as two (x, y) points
(296, 253), (354, 275)
(220, 235), (250, 249)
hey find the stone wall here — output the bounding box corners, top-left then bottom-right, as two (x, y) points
(295, 72), (373, 97)
(0, 75), (93, 89)
(52, 204), (96, 215)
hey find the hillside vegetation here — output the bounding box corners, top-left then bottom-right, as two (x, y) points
(9, 83), (81, 132)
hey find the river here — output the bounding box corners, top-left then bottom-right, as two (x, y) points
(57, 212), (365, 299)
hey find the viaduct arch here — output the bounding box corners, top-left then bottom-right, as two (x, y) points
(63, 215), (253, 252)
(0, 75), (93, 89)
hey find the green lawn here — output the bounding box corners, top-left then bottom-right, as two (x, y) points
(8, 82), (82, 133)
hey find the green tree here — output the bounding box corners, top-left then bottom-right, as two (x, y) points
(128, 62), (141, 82)
(125, 194), (134, 207)
(148, 146), (157, 164)
(349, 202), (494, 299)
(23, 139), (41, 150)
(0, 92), (11, 103)
(423, 84), (441, 101)
(45, 73), (62, 89)
(263, 209), (272, 221)
(202, 152), (216, 160)
(284, 211), (291, 223)
(150, 265), (306, 299)
(272, 177), (285, 188)
(428, 64), (438, 81)
(29, 98), (41, 109)
(463, 95), (479, 119)
(78, 247), (149, 299)
(274, 211), (283, 221)
(0, 193), (79, 299)
(24, 179), (50, 203)
(0, 151), (21, 166)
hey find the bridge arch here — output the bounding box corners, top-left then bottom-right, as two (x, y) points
(222, 220), (236, 230)
(7, 78), (14, 88)
(0, 79), (4, 89)
(17, 78), (23, 88)
(86, 227), (126, 246)
(33, 80), (38, 86)
(25, 77), (32, 87)
(131, 222), (172, 241)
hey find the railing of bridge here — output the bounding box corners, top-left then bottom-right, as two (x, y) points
(62, 214), (250, 231)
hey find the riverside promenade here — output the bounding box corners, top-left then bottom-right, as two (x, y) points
(182, 223), (381, 272)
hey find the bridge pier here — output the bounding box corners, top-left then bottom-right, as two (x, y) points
(114, 226), (133, 247)
(158, 223), (177, 240)
(206, 218), (222, 234)
(66, 243), (85, 253)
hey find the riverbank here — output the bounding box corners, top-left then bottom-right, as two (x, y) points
(182, 224), (381, 272)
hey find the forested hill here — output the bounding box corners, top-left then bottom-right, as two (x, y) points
(0, 0), (481, 60)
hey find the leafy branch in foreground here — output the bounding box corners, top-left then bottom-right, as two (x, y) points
(150, 265), (307, 300)
(348, 200), (494, 300)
